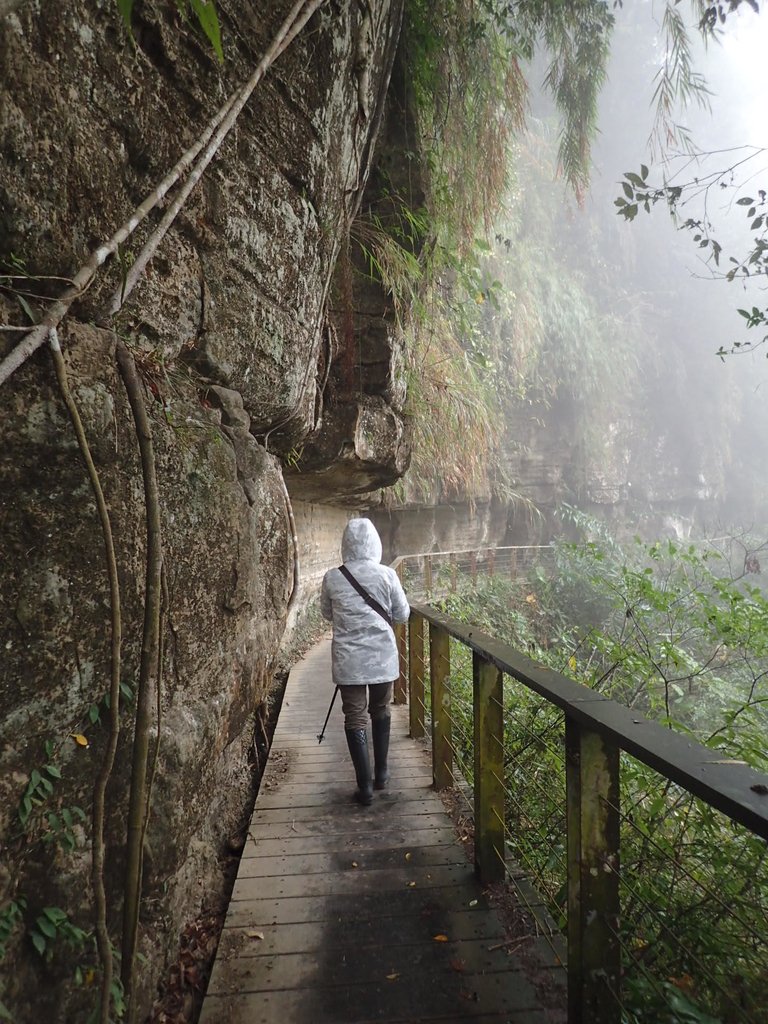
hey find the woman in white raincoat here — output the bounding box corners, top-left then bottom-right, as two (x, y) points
(321, 518), (410, 805)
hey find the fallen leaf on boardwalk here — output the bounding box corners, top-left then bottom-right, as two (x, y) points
(468, 899), (478, 907)
(245, 931), (264, 941)
(432, 934), (449, 942)
(351, 862), (358, 868)
(449, 958), (466, 973)
(386, 972), (399, 981)
(405, 852), (412, 861)
(407, 881), (416, 888)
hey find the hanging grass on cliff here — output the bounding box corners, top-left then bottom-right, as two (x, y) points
(373, 0), (617, 506)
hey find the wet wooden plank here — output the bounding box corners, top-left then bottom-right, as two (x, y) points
(223, 883), (496, 928)
(240, 825), (460, 859)
(218, 909), (508, 955)
(230, 862), (477, 902)
(237, 845), (467, 878)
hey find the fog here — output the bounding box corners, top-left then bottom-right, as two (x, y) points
(513, 2), (768, 533)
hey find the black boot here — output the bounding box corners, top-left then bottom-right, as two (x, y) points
(372, 716), (391, 790)
(345, 728), (373, 806)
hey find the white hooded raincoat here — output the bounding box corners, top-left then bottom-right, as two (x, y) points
(320, 519), (410, 685)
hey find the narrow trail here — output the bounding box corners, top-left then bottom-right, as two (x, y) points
(199, 638), (561, 1024)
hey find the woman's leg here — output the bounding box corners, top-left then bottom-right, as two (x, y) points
(368, 682), (393, 790)
(340, 685), (368, 731)
(340, 685), (373, 805)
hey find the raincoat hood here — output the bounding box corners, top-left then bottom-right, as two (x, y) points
(342, 518), (383, 564)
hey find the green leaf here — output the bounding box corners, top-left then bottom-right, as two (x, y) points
(190, 0), (223, 62)
(42, 907), (67, 924)
(15, 293), (37, 325)
(116, 0), (134, 30)
(30, 932), (46, 956)
(19, 796), (32, 825)
(45, 764), (61, 779)
(36, 919), (56, 939)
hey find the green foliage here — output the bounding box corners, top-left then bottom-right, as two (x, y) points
(372, 2), (621, 505)
(29, 906), (89, 961)
(401, 308), (504, 504)
(648, 1), (711, 159)
(536, 0), (614, 202)
(436, 528), (768, 1020)
(116, 0), (223, 62)
(18, 762), (62, 828)
(609, 0), (768, 359)
(0, 899), (26, 962)
(42, 806), (88, 854)
(350, 199), (427, 318)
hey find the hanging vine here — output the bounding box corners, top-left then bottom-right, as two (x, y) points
(114, 340), (164, 1020)
(48, 328), (123, 1024)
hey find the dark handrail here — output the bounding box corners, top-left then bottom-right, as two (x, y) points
(411, 601), (768, 841)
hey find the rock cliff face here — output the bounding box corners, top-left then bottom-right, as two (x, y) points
(0, 1), (407, 1018)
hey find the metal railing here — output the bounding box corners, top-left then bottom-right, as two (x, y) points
(390, 552), (768, 1024)
(395, 544), (553, 601)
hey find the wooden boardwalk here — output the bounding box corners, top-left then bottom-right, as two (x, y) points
(200, 639), (558, 1024)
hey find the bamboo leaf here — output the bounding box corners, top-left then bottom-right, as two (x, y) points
(190, 0), (223, 62)
(116, 0), (134, 30)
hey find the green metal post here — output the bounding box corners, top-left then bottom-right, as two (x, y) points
(429, 623), (452, 789)
(408, 614), (425, 739)
(566, 718), (621, 1024)
(473, 652), (505, 882)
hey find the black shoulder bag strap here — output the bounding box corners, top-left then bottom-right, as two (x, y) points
(338, 564), (394, 629)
